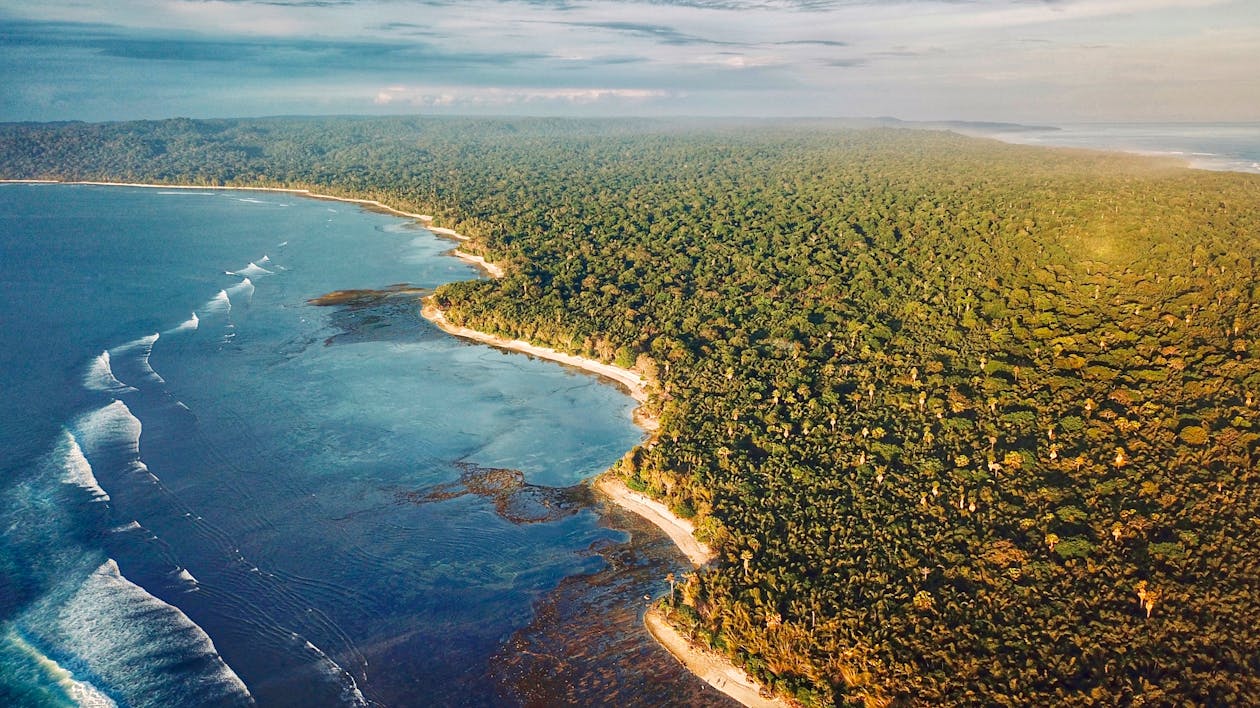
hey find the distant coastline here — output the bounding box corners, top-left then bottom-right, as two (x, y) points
(1, 178), (509, 278)
(953, 122), (1260, 175)
(0, 178), (435, 218)
(4, 177), (778, 707)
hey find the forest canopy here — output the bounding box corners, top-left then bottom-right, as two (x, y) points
(3, 116), (1259, 706)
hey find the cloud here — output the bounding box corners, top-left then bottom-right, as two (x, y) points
(0, 0), (1256, 122)
(694, 52), (787, 68)
(371, 85), (672, 107)
(822, 57), (867, 67)
(0, 18), (551, 70)
(775, 39), (849, 47)
(559, 21), (742, 46)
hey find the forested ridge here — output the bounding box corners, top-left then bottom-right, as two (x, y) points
(3, 117), (1259, 706)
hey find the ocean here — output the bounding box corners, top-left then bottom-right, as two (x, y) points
(977, 122), (1260, 174)
(0, 185), (646, 706)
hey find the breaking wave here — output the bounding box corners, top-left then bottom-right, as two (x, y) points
(75, 401), (142, 460)
(169, 313), (199, 333)
(57, 430), (109, 503)
(225, 278), (255, 306)
(226, 262), (274, 279)
(298, 636), (368, 707)
(2, 629), (119, 708)
(19, 560), (254, 707)
(202, 290), (232, 316)
(111, 334), (164, 385)
(174, 568), (199, 590)
(83, 352), (136, 395)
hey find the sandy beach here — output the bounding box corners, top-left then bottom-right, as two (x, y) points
(595, 477), (790, 706)
(594, 477), (712, 566)
(424, 224), (466, 240)
(449, 249), (506, 278)
(421, 302), (649, 404)
(645, 609), (791, 708)
(419, 242), (786, 707)
(425, 288), (778, 706)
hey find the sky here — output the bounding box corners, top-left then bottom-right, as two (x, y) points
(0, 0), (1257, 123)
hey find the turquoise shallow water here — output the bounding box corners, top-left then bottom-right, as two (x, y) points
(0, 185), (643, 706)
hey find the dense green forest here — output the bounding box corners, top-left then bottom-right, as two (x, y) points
(3, 117), (1259, 706)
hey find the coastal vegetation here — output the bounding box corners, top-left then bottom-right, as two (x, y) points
(3, 116), (1259, 706)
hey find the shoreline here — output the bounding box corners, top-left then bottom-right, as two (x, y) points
(2, 179), (515, 279)
(0, 179), (438, 221)
(420, 302), (649, 405)
(594, 477), (791, 707)
(418, 226), (783, 705)
(644, 608), (790, 708)
(444, 247), (507, 279)
(8, 176), (774, 707)
(952, 130), (1260, 176)
(4, 177), (514, 279)
(0, 177), (441, 219)
(593, 477), (712, 567)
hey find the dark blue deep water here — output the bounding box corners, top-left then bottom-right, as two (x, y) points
(0, 185), (643, 706)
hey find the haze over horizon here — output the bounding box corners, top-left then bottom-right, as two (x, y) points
(1, 0), (1257, 124)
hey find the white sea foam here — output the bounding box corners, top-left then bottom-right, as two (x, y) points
(170, 312), (199, 333)
(3, 629), (118, 708)
(111, 334), (164, 385)
(57, 430), (110, 502)
(37, 560), (253, 705)
(202, 290), (232, 316)
(136, 460), (159, 483)
(300, 638), (368, 707)
(225, 278), (255, 305)
(83, 351), (137, 395)
(226, 262), (274, 278)
(76, 401), (142, 459)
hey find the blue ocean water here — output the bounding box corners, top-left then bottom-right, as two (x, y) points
(982, 122), (1260, 174)
(0, 185), (643, 706)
